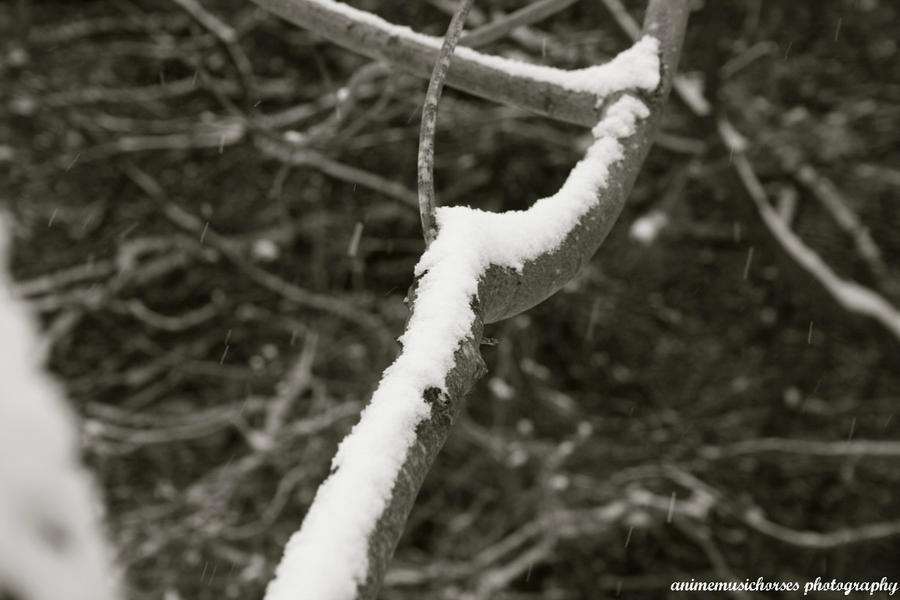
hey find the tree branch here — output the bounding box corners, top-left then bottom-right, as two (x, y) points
(720, 122), (900, 341)
(460, 0), (580, 49)
(0, 220), (118, 600)
(418, 0), (474, 246)
(251, 0), (646, 127)
(771, 144), (900, 299)
(259, 2), (689, 599)
(701, 437), (900, 460)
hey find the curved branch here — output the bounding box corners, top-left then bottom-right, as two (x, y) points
(418, 0), (474, 246)
(460, 0), (581, 48)
(251, 0), (654, 127)
(260, 2), (689, 599)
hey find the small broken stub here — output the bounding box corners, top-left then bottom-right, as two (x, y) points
(423, 386), (447, 406)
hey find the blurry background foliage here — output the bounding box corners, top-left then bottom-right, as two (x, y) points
(1, 0), (898, 598)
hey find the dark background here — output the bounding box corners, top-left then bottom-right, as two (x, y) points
(1, 0), (898, 598)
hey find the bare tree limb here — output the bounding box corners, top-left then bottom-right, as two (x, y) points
(432, 0), (571, 58)
(720, 121), (900, 341)
(628, 468), (900, 551)
(418, 0), (474, 246)
(701, 437), (900, 459)
(672, 521), (752, 600)
(771, 145), (900, 298)
(386, 500), (628, 587)
(460, 0), (580, 48)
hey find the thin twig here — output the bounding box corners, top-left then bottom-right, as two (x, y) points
(252, 0), (632, 126)
(673, 521), (752, 600)
(461, 0), (579, 48)
(742, 509), (900, 549)
(598, 0), (641, 38)
(430, 0), (568, 57)
(603, 0), (900, 336)
(254, 136), (418, 207)
(773, 146), (899, 298)
(12, 259), (114, 297)
(170, 0), (258, 100)
(473, 537), (557, 600)
(263, 331), (318, 437)
(115, 298), (219, 332)
(701, 437), (900, 459)
(54, 123), (246, 168)
(162, 201), (388, 339)
(720, 120), (900, 341)
(28, 14), (189, 45)
(631, 469), (900, 551)
(417, 0), (474, 246)
(124, 163), (391, 343)
(170, 0), (236, 42)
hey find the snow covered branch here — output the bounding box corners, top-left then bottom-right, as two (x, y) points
(261, 2), (689, 599)
(459, 0), (580, 49)
(251, 0), (661, 127)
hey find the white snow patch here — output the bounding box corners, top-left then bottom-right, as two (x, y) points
(455, 36), (660, 99)
(265, 38), (658, 600)
(0, 221), (117, 600)
(307, 0), (660, 99)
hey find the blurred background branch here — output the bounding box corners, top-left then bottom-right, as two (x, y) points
(1, 0), (898, 598)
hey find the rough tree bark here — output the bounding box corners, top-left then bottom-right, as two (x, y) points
(251, 1), (690, 598)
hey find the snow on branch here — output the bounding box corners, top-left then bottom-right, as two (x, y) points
(251, 0), (660, 126)
(701, 437), (900, 459)
(262, 0), (691, 592)
(0, 220), (118, 600)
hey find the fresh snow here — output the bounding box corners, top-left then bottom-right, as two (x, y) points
(310, 0), (660, 99)
(0, 221), (116, 600)
(265, 25), (659, 600)
(456, 37), (660, 99)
